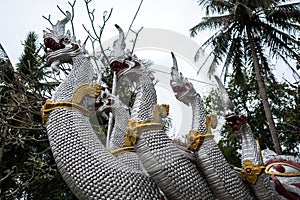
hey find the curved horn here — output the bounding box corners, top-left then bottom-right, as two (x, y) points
(60, 11), (72, 26)
(53, 11), (72, 36)
(112, 24), (126, 58)
(171, 52), (178, 71)
(214, 75), (235, 113)
(115, 24), (125, 44)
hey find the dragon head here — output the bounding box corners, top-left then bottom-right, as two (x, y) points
(109, 24), (141, 78)
(214, 75), (247, 132)
(43, 11), (84, 73)
(170, 52), (196, 106)
(224, 109), (247, 132)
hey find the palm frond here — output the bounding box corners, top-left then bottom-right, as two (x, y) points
(190, 14), (233, 37)
(254, 37), (277, 83)
(195, 21), (240, 77)
(207, 30), (235, 76)
(195, 28), (225, 61)
(232, 2), (254, 18)
(194, 22), (237, 60)
(196, 50), (215, 74)
(0, 44), (10, 61)
(266, 4), (300, 26)
(193, 0), (300, 84)
(255, 20), (299, 60)
(222, 31), (244, 77)
(197, 0), (232, 15)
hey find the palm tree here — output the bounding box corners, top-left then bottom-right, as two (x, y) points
(190, 0), (300, 154)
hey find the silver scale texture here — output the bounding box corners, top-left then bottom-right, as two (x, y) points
(131, 71), (215, 199)
(108, 98), (130, 150)
(190, 92), (255, 200)
(109, 97), (146, 172)
(239, 123), (286, 200)
(47, 55), (161, 199)
(136, 129), (215, 200)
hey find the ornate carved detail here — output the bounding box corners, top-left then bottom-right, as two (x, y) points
(152, 104), (169, 123)
(205, 113), (217, 135)
(186, 113), (216, 151)
(41, 99), (91, 124)
(124, 104), (168, 147)
(109, 146), (136, 155)
(41, 83), (101, 124)
(186, 130), (214, 151)
(241, 160), (265, 184)
(125, 119), (164, 147)
(225, 113), (247, 132)
(265, 162), (300, 177)
(71, 83), (102, 104)
(186, 130), (203, 151)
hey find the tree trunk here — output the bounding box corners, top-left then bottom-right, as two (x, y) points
(246, 26), (282, 154)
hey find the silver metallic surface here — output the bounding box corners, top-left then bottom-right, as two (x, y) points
(171, 58), (255, 200)
(43, 12), (299, 200)
(131, 69), (215, 199)
(44, 16), (161, 199)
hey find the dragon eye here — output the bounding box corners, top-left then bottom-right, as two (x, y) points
(265, 162), (300, 177)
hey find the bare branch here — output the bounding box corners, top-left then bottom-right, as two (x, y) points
(130, 27), (144, 54)
(82, 24), (96, 40)
(0, 166), (16, 184)
(83, 0), (113, 64)
(125, 0), (144, 39)
(42, 15), (53, 26)
(68, 0), (77, 36)
(57, 5), (66, 16)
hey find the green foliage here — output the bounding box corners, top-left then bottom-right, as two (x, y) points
(191, 0), (300, 81)
(192, 0), (299, 154)
(217, 129), (242, 167)
(17, 32), (42, 79)
(204, 88), (223, 115)
(0, 33), (77, 199)
(206, 69), (300, 166)
(271, 82), (300, 156)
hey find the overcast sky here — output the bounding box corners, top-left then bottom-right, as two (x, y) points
(0, 0), (207, 65)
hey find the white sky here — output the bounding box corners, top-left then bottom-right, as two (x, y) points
(0, 0), (208, 65)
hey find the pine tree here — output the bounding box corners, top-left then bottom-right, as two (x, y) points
(0, 32), (77, 200)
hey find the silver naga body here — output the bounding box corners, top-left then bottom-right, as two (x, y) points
(42, 12), (299, 200)
(43, 14), (161, 200)
(170, 54), (254, 200)
(214, 75), (299, 200)
(129, 71), (215, 199)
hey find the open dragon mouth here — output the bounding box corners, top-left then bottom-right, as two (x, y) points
(110, 56), (141, 77)
(44, 37), (79, 54)
(225, 114), (247, 132)
(171, 85), (190, 100)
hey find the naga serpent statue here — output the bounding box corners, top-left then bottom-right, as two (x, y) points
(41, 12), (300, 199)
(214, 76), (300, 200)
